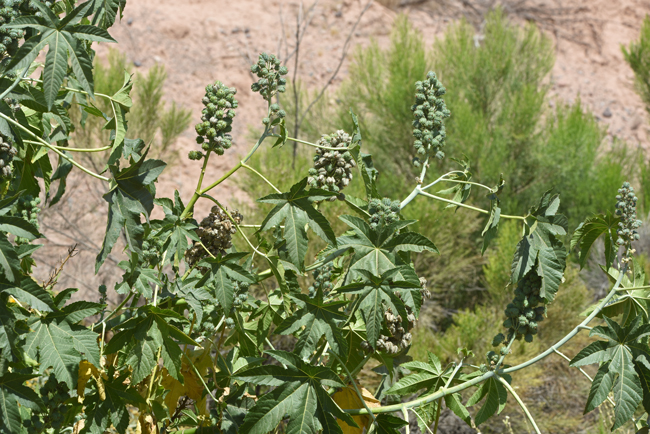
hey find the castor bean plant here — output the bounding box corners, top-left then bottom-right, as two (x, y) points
(0, 2), (648, 433)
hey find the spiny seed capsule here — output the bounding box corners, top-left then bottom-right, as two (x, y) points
(494, 270), (547, 349)
(368, 197), (401, 230)
(194, 81), (237, 158)
(0, 133), (17, 181)
(185, 206), (243, 269)
(615, 182), (642, 261)
(411, 71), (450, 168)
(307, 130), (355, 200)
(250, 52), (288, 102)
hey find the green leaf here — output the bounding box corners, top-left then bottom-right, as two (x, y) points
(348, 109), (378, 200)
(570, 341), (612, 367)
(610, 346), (643, 430)
(445, 392), (472, 425)
(510, 191), (567, 302)
(467, 377), (507, 426)
(481, 198), (500, 255)
(374, 414), (408, 434)
(86, 0), (126, 29)
(0, 234), (20, 283)
(82, 372), (144, 434)
(0, 216), (40, 239)
(258, 178), (337, 270)
(24, 318), (82, 388)
(585, 362), (615, 413)
(42, 31), (68, 110)
(0, 374), (42, 433)
(571, 213), (619, 270)
(2, 277), (56, 311)
(275, 289), (348, 359)
(197, 253), (255, 314)
(635, 361), (650, 414)
(96, 154), (166, 271)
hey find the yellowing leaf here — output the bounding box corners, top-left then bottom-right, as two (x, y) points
(161, 347), (211, 416)
(77, 360), (103, 403)
(138, 413), (158, 434)
(333, 384), (380, 434)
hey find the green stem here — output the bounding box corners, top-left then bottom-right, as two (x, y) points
(94, 291), (134, 330)
(276, 135), (350, 151)
(0, 65), (30, 100)
(241, 162), (281, 193)
(24, 140), (113, 153)
(331, 352), (377, 424)
(403, 405), (410, 434)
(417, 189), (524, 220)
(0, 112), (109, 181)
(497, 376), (541, 434)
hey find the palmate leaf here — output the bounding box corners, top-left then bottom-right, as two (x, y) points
(510, 191), (568, 302)
(197, 252), (255, 314)
(81, 372), (145, 434)
(585, 362), (615, 413)
(336, 215), (437, 288)
(96, 153), (166, 271)
(24, 318), (83, 388)
(152, 192), (198, 267)
(0, 234), (20, 283)
(347, 109), (378, 200)
(610, 346), (643, 430)
(466, 376), (507, 426)
(337, 268), (420, 348)
(577, 315), (650, 428)
(571, 213), (619, 269)
(374, 414), (408, 434)
(0, 373), (42, 433)
(105, 305), (197, 383)
(258, 178), (337, 270)
(275, 289), (348, 359)
(85, 0), (126, 29)
(234, 350), (356, 434)
(3, 2), (116, 109)
(1, 276), (56, 311)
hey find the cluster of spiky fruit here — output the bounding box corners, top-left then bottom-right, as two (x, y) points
(0, 133), (17, 179)
(412, 71), (450, 168)
(308, 263), (334, 297)
(493, 270), (547, 346)
(615, 182), (642, 260)
(185, 206), (243, 267)
(24, 374), (71, 433)
(0, 0), (25, 59)
(361, 279), (431, 354)
(15, 194), (40, 244)
(141, 236), (164, 267)
(307, 130), (355, 199)
(192, 82), (237, 159)
(250, 53), (288, 101)
(368, 197), (400, 230)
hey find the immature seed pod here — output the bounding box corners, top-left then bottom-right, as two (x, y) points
(193, 81), (237, 159)
(411, 72), (450, 167)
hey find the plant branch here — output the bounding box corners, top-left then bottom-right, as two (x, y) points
(241, 162), (281, 193)
(0, 112), (109, 181)
(0, 65), (30, 100)
(498, 376), (541, 434)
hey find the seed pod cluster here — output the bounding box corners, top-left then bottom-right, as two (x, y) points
(15, 194), (40, 245)
(494, 270), (547, 346)
(194, 81), (237, 156)
(232, 281), (250, 310)
(308, 263), (334, 297)
(411, 71), (450, 168)
(185, 206), (243, 267)
(307, 130), (355, 199)
(141, 237), (164, 267)
(250, 53), (288, 101)
(615, 182), (642, 260)
(419, 276), (431, 299)
(0, 0), (25, 59)
(3, 97), (20, 113)
(0, 133), (17, 179)
(262, 103), (286, 125)
(368, 198), (400, 230)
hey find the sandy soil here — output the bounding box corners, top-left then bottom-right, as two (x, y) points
(34, 0), (650, 298)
